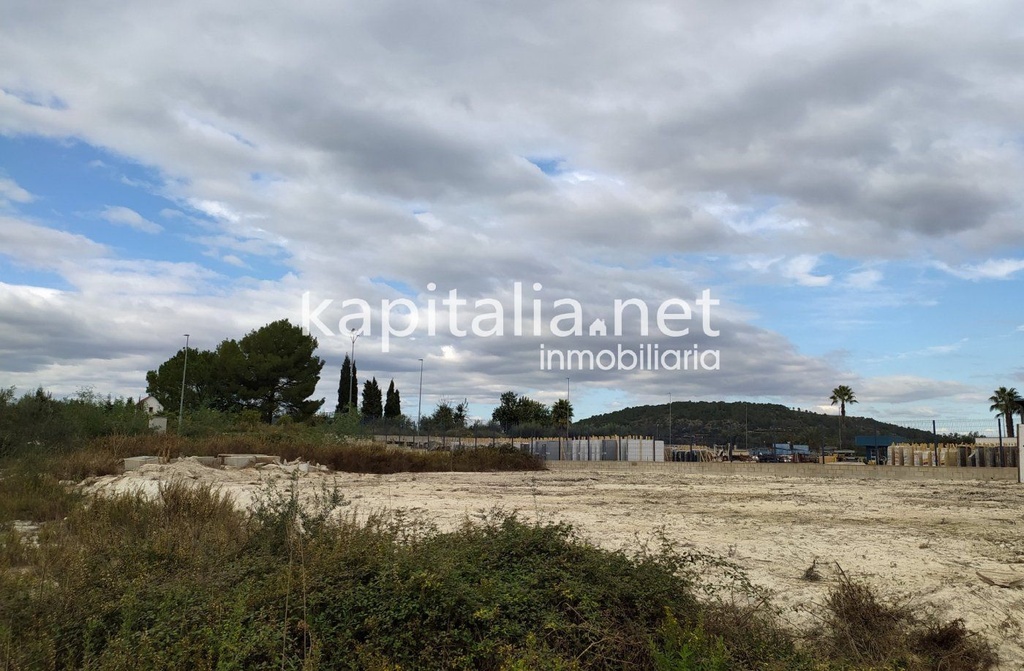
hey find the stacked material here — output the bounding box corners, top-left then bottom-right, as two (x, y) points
(887, 443), (1018, 468)
(529, 436), (665, 461)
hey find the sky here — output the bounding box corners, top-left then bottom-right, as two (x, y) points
(1, 0), (1022, 432)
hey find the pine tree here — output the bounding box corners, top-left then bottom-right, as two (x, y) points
(384, 379), (401, 419)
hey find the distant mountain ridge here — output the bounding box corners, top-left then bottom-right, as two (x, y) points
(575, 400), (954, 448)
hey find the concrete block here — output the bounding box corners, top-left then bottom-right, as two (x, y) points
(219, 453), (282, 468)
(123, 456), (161, 471)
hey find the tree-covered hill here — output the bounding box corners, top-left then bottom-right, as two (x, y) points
(575, 401), (960, 449)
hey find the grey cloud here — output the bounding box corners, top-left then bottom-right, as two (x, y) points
(859, 375), (974, 404)
(1, 0), (1022, 415)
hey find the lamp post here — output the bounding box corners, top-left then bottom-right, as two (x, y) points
(668, 392), (672, 447)
(565, 377), (570, 443)
(177, 333), (190, 434)
(349, 329), (359, 412)
(416, 358), (424, 442)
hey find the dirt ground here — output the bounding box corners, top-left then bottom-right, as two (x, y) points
(85, 460), (1024, 669)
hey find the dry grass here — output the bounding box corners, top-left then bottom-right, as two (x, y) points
(810, 566), (997, 671)
(52, 433), (544, 480)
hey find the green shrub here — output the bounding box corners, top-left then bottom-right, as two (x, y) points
(0, 465), (999, 671)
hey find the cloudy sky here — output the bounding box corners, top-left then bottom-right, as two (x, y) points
(1, 0), (1022, 429)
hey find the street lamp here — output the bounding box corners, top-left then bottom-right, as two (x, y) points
(416, 358), (424, 441)
(668, 392), (672, 447)
(349, 329), (359, 412)
(178, 333), (190, 434)
(565, 377), (570, 443)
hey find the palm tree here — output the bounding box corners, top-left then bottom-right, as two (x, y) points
(551, 398), (573, 430)
(988, 387), (1021, 439)
(829, 385), (857, 449)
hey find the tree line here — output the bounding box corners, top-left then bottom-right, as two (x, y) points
(145, 319), (575, 433)
(417, 391), (573, 436)
(335, 354), (403, 422)
(146, 319), (325, 423)
(144, 320), (1024, 440)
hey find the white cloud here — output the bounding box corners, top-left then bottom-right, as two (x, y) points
(188, 199), (241, 223)
(933, 258), (1024, 281)
(0, 177), (33, 205)
(0, 217), (107, 267)
(918, 340), (967, 356)
(781, 255), (833, 287)
(0, 0), (1022, 418)
(845, 268), (882, 290)
(100, 205), (163, 234)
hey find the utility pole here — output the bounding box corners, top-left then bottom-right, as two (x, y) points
(565, 377), (570, 444)
(668, 392), (672, 447)
(416, 358), (424, 443)
(177, 333), (189, 434)
(349, 329), (359, 412)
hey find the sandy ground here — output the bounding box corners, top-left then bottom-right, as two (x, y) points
(85, 460), (1024, 669)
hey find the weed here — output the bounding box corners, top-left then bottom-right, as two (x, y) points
(802, 558), (822, 582)
(808, 565), (997, 671)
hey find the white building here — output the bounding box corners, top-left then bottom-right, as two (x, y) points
(138, 395), (164, 416)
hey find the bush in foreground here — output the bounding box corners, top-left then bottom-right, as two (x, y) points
(0, 483), (701, 669)
(808, 567), (997, 671)
(0, 478), (997, 671)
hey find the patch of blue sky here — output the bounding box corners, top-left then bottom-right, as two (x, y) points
(702, 192), (802, 236)
(724, 256), (1017, 391)
(370, 276), (418, 297)
(0, 86), (68, 110)
(199, 253), (288, 282)
(2, 136), (162, 213)
(0, 135), (285, 280)
(732, 193), (785, 220)
(526, 156), (567, 176)
(648, 254), (680, 269)
(854, 279), (1018, 377)
(572, 386), (630, 419)
(227, 129), (256, 149)
(0, 258), (72, 292)
(722, 256), (902, 354)
(248, 171), (281, 185)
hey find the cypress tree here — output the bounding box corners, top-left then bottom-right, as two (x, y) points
(336, 355), (359, 413)
(336, 356), (351, 414)
(361, 377), (383, 420)
(384, 379), (401, 419)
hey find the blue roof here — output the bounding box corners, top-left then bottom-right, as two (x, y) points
(752, 444), (811, 455)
